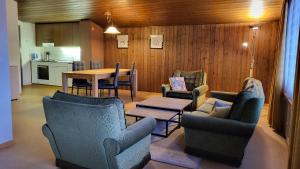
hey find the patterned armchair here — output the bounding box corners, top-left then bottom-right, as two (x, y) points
(161, 70), (208, 110)
(42, 91), (156, 169)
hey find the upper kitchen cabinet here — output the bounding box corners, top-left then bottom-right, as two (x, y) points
(36, 22), (80, 46)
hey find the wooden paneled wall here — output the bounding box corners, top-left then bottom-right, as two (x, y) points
(104, 22), (278, 101)
(80, 20), (104, 68)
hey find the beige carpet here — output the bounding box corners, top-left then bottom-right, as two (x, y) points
(0, 85), (288, 169)
(150, 127), (201, 169)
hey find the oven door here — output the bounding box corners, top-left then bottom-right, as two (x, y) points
(37, 65), (49, 80)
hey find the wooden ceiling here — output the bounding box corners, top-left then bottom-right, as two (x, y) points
(17, 0), (283, 27)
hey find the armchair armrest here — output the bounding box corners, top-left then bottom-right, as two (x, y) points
(103, 117), (156, 156)
(161, 84), (171, 97)
(182, 113), (255, 138)
(210, 91), (238, 102)
(42, 124), (61, 158)
(193, 85), (209, 96)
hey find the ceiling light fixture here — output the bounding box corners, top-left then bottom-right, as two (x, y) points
(250, 25), (260, 30)
(104, 11), (120, 34)
(249, 0), (264, 19)
(242, 42), (249, 48)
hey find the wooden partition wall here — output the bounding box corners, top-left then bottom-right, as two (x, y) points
(104, 21), (278, 101)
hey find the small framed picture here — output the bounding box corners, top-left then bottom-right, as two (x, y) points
(150, 35), (163, 49)
(117, 35), (128, 48)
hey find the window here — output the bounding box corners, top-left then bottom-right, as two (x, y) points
(283, 0), (300, 101)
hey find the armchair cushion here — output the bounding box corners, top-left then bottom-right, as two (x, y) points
(210, 106), (231, 118)
(165, 91), (193, 100)
(182, 112), (255, 138)
(206, 98), (233, 107)
(196, 103), (214, 113)
(210, 91), (238, 102)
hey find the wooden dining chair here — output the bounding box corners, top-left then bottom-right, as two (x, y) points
(71, 61), (91, 96)
(118, 62), (135, 101)
(98, 63), (120, 97)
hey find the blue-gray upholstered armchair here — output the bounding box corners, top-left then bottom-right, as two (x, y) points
(42, 91), (156, 169)
(182, 78), (265, 166)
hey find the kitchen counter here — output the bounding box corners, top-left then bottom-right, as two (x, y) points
(34, 60), (73, 64)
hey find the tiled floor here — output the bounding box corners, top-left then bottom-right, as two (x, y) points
(0, 85), (288, 169)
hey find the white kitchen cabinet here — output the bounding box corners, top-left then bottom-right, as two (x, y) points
(31, 61), (72, 86)
(52, 65), (72, 86)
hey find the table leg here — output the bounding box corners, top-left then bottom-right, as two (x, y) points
(166, 121), (169, 137)
(178, 111), (182, 127)
(133, 70), (138, 97)
(91, 76), (98, 97)
(62, 73), (68, 93)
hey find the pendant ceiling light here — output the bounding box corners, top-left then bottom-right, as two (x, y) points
(104, 11), (120, 34)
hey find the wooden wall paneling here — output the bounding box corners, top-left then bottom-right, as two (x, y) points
(80, 20), (104, 68)
(91, 22), (104, 66)
(72, 22), (80, 46)
(79, 21), (92, 67)
(144, 27), (150, 91)
(211, 24), (218, 90)
(104, 22), (279, 101)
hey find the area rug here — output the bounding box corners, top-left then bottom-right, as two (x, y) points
(150, 121), (202, 169)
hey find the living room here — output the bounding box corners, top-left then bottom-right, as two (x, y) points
(0, 0), (299, 169)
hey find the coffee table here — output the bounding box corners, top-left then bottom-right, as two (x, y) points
(126, 96), (192, 137)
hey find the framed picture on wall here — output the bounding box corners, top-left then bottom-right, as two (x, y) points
(117, 35), (128, 48)
(150, 35), (163, 49)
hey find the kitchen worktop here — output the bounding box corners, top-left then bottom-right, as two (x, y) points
(33, 60), (73, 64)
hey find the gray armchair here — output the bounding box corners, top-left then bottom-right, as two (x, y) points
(182, 78), (265, 166)
(161, 70), (208, 110)
(42, 91), (156, 169)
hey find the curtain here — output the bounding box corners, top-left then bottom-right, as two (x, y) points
(269, 0), (300, 133)
(284, 0), (300, 100)
(268, 1), (288, 132)
(288, 28), (300, 169)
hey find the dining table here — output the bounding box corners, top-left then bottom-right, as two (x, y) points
(62, 68), (137, 97)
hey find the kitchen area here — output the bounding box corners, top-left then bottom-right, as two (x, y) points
(19, 20), (104, 90)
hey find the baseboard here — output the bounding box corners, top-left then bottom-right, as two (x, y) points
(0, 140), (14, 149)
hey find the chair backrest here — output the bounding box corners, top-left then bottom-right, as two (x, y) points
(129, 62), (136, 82)
(113, 63), (120, 88)
(53, 91), (126, 129)
(72, 61), (85, 71)
(229, 78), (265, 123)
(173, 70), (205, 91)
(43, 95), (123, 169)
(90, 61), (101, 70)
